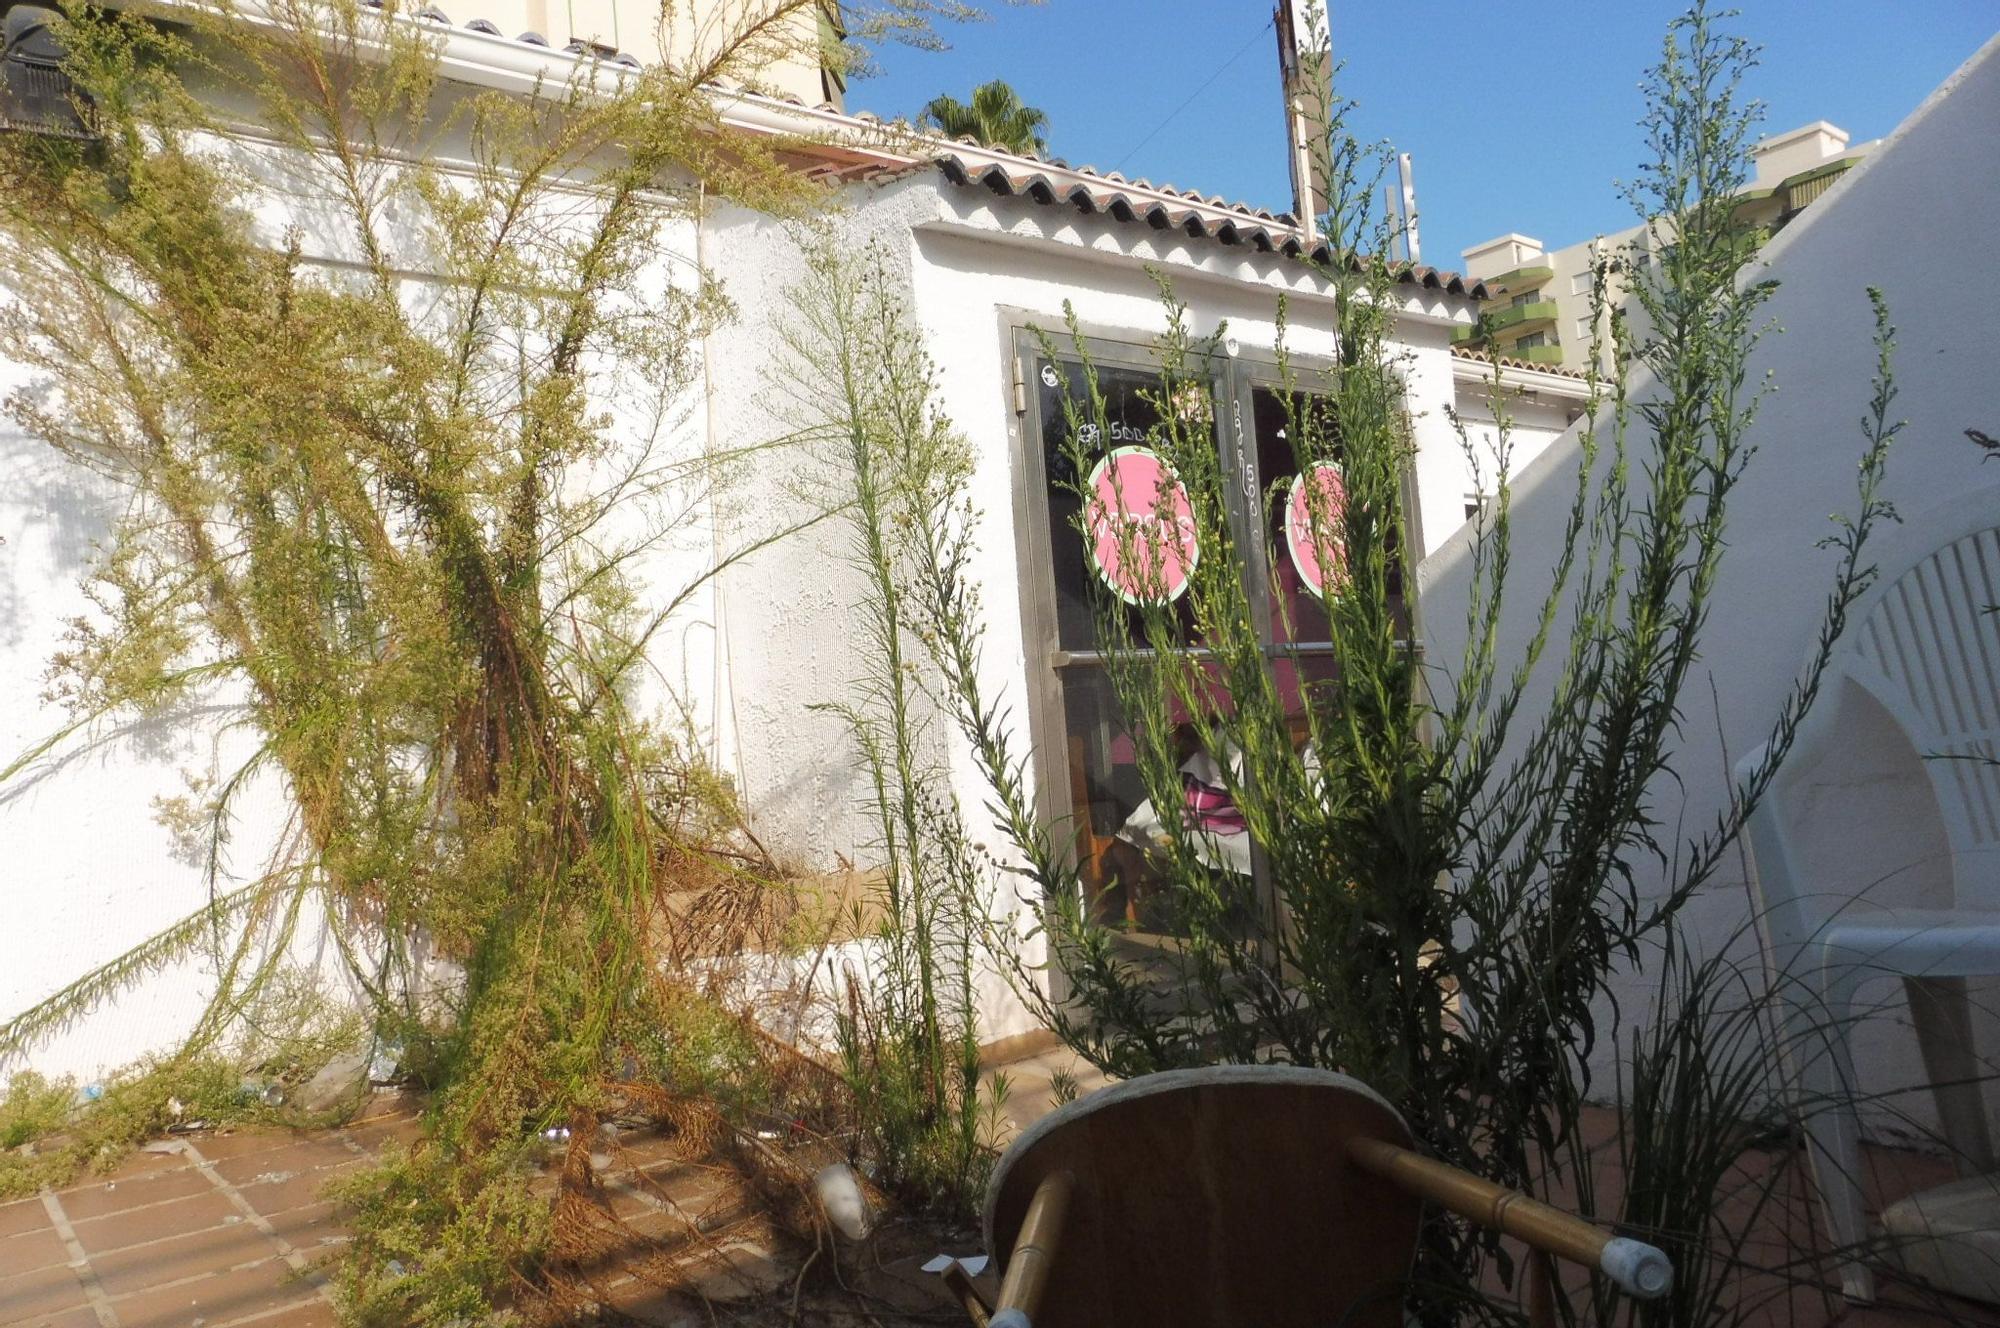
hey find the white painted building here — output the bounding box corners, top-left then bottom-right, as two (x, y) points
(1420, 35), (2000, 1139)
(1444, 348), (1590, 520)
(0, 7), (1518, 1077)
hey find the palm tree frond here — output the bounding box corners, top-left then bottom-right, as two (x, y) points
(920, 78), (1047, 154)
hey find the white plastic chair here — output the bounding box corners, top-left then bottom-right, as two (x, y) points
(1738, 504), (2000, 1302)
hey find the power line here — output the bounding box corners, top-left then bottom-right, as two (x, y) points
(1111, 15), (1276, 176)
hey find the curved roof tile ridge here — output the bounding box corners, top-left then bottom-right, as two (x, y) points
(933, 147), (1488, 288)
(688, 81), (1487, 297)
(1448, 343), (1591, 380)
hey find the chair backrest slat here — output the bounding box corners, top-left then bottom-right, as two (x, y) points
(1942, 540), (2000, 729)
(1740, 504), (2000, 945)
(1851, 528), (2000, 856)
(1917, 555), (1980, 734)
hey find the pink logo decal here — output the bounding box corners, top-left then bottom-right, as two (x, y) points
(1283, 462), (1348, 599)
(1083, 446), (1198, 604)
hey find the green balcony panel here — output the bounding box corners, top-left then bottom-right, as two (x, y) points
(1729, 185), (1776, 213)
(1481, 264), (1554, 296)
(1782, 159), (1855, 212)
(1510, 343), (1567, 366)
(1485, 300), (1559, 334)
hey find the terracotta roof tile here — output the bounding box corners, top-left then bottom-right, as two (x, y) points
(935, 152), (1487, 299)
(1449, 344), (1591, 381)
(419, 14), (1430, 276)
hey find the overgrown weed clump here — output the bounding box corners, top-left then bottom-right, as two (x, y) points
(0, 972), (368, 1199)
(0, 0), (1000, 1321)
(784, 242), (1004, 1221)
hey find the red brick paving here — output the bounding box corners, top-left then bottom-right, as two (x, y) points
(0, 1094), (417, 1328)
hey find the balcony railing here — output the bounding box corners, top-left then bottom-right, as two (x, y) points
(1507, 343), (1567, 366)
(1484, 300), (1559, 335)
(1481, 264), (1554, 297)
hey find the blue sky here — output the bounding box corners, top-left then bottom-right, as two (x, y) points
(853, 2), (1997, 270)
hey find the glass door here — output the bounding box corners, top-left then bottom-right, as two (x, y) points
(1018, 335), (1396, 954)
(1029, 349), (1211, 941)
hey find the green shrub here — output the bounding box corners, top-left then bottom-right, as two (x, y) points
(787, 242), (998, 1216)
(0, 1072), (75, 1150)
(326, 1138), (550, 1328)
(912, 6), (1904, 1323)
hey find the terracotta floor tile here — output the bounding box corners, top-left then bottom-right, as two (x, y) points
(1728, 1269), (1844, 1328)
(337, 1116), (422, 1155)
(206, 1139), (359, 1188)
(0, 1226), (69, 1279)
(1840, 1304), (2000, 1327)
(0, 1202), (50, 1243)
(214, 1295), (341, 1328)
(256, 1201), (344, 1252)
(235, 1162), (363, 1218)
(597, 1274), (702, 1327)
(634, 1159), (734, 1196)
(108, 1256), (318, 1328)
(1854, 1269), (2000, 1325)
(338, 1103), (420, 1134)
(55, 1165), (209, 1221)
(609, 1204), (707, 1247)
(0, 1262), (90, 1326)
(88, 1221), (280, 1298)
(349, 1089), (423, 1119)
(29, 1099), (2000, 1328)
(609, 1177), (741, 1227)
(178, 1129), (313, 1164)
(0, 1306), (99, 1328)
(1861, 1146), (1963, 1213)
(615, 1130), (711, 1170)
(90, 1147), (193, 1186)
(69, 1191), (242, 1255)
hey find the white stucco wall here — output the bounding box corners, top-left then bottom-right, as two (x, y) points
(1418, 35), (2000, 1139)
(1447, 374), (1584, 519)
(0, 406), (303, 1081)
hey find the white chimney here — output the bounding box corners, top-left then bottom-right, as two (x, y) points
(1396, 151), (1420, 264)
(1751, 121), (1851, 186)
(1458, 234), (1546, 283)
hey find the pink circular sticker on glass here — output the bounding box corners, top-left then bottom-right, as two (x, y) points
(1084, 446), (1198, 604)
(1283, 462), (1348, 599)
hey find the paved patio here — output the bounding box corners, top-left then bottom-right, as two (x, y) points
(5, 1055), (2000, 1327)
(0, 1097), (421, 1328)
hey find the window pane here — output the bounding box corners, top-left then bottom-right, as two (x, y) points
(1037, 357), (1202, 652)
(1249, 383), (1407, 655)
(1060, 668), (1258, 935)
(1253, 385), (1334, 651)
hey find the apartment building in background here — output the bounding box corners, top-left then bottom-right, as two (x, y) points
(434, 0), (846, 105)
(1456, 120), (1877, 374)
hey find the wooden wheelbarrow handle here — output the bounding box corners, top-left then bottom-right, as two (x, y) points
(1347, 1137), (1673, 1300)
(989, 1170), (1074, 1328)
